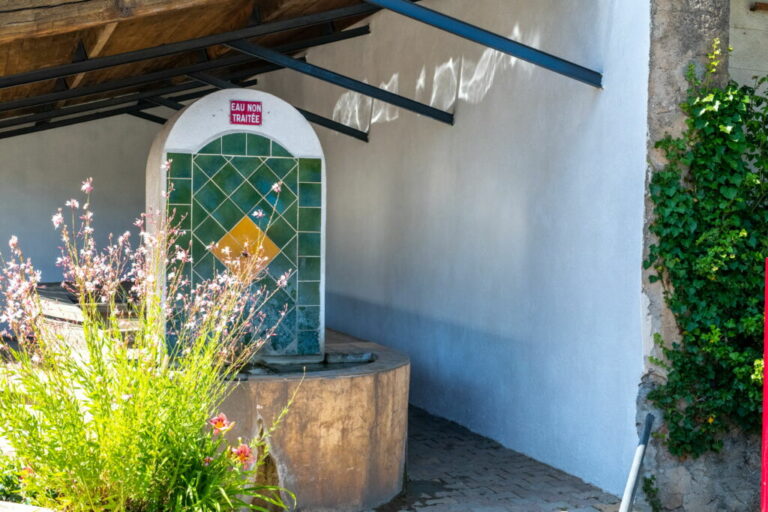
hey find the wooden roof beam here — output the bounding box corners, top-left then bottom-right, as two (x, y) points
(0, 0), (238, 45)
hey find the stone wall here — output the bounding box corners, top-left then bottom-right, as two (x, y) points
(640, 1), (761, 510)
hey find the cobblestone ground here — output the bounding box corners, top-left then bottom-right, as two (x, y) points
(374, 407), (624, 512)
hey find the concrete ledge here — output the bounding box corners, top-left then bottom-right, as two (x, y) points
(223, 330), (411, 512)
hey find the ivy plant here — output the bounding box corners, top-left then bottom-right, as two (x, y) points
(646, 40), (768, 457)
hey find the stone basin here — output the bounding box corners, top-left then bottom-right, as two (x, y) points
(222, 330), (410, 512)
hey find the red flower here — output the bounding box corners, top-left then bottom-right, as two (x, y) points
(230, 443), (253, 467)
(208, 413), (234, 435)
(202, 456), (214, 466)
(19, 467), (33, 480)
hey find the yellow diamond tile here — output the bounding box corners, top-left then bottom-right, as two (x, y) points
(210, 216), (280, 281)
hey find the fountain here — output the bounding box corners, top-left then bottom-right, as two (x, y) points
(143, 89), (410, 511)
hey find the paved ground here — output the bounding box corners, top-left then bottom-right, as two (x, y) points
(374, 407), (624, 512)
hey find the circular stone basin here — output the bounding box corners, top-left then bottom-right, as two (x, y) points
(222, 330), (410, 512)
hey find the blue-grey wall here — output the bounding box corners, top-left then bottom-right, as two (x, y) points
(259, 0), (650, 494)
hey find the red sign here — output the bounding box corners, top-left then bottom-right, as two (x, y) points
(230, 100), (262, 125)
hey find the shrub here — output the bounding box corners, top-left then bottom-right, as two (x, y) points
(0, 177), (295, 510)
(646, 40), (768, 456)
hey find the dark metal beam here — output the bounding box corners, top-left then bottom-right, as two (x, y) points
(363, 0), (603, 88)
(0, 62), (276, 130)
(130, 111), (167, 124)
(226, 40), (454, 125)
(189, 72), (238, 90)
(0, 4), (380, 90)
(146, 97), (185, 110)
(0, 103), (150, 140)
(0, 26), (369, 115)
(295, 108), (369, 142)
(190, 74), (369, 142)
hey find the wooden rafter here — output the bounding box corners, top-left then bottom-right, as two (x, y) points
(0, 0), (238, 44)
(67, 22), (118, 90)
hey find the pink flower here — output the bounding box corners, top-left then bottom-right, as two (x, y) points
(252, 209), (265, 219)
(81, 178), (93, 194)
(51, 211), (63, 229)
(276, 271), (290, 288)
(230, 443), (253, 466)
(65, 199), (79, 209)
(271, 181), (282, 194)
(208, 413), (234, 435)
(202, 456), (213, 466)
(175, 248), (189, 263)
(8, 236), (17, 249)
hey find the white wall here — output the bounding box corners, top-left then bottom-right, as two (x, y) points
(730, 0), (768, 85)
(0, 116), (158, 281)
(257, 0), (649, 494)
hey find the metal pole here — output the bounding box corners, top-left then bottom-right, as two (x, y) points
(619, 413), (655, 512)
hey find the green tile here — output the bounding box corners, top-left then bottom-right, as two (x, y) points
(193, 165), (208, 192)
(249, 163), (280, 196)
(271, 316), (296, 352)
(284, 167), (298, 195)
(211, 162), (243, 195)
(247, 134), (271, 156)
(196, 181), (227, 213)
(211, 199), (245, 228)
(248, 199), (274, 231)
(299, 158), (321, 182)
(231, 156), (262, 179)
(299, 183), (321, 207)
(268, 254), (297, 298)
(168, 153), (192, 178)
(268, 252), (295, 278)
(192, 200), (206, 223)
(297, 330), (320, 353)
(271, 141), (293, 157)
(192, 234), (207, 263)
(298, 207), (321, 232)
(298, 281), (320, 305)
(169, 204), (191, 230)
(213, 258), (227, 274)
(168, 179), (191, 204)
(298, 257), (320, 281)
(297, 306), (320, 330)
(193, 252), (215, 278)
(221, 133), (246, 155)
(174, 230), (191, 252)
(265, 187), (296, 215)
(266, 216), (295, 248)
(194, 215), (226, 245)
(194, 155), (227, 177)
(265, 158), (297, 179)
(282, 236), (297, 265)
(231, 182), (260, 214)
(283, 201), (298, 229)
(198, 138), (222, 154)
(298, 233), (320, 256)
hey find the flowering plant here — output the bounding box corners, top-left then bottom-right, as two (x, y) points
(0, 177), (295, 510)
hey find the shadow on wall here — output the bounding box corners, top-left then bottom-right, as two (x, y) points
(326, 290), (544, 436)
(331, 27), (541, 132)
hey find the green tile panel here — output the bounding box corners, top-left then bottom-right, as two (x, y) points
(166, 133), (322, 358)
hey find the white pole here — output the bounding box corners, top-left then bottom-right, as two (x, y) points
(619, 413), (655, 512)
